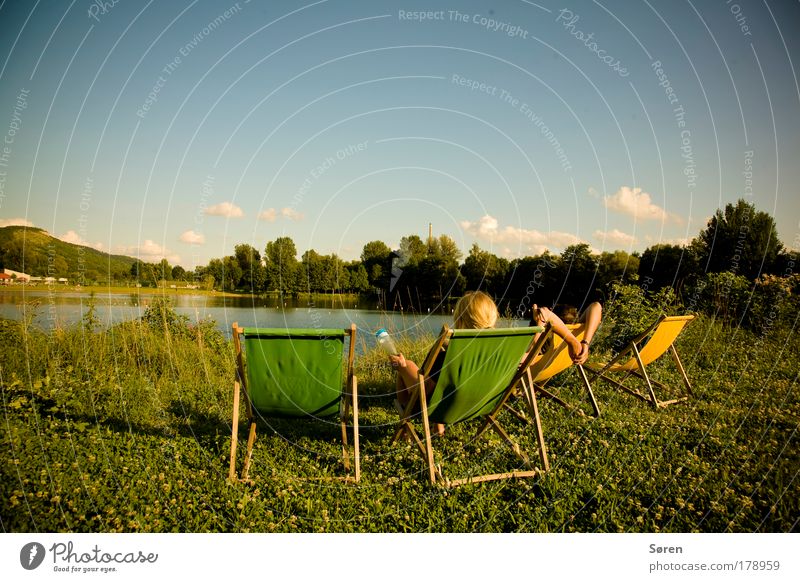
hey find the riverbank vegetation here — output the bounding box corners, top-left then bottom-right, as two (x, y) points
(2, 200), (797, 316)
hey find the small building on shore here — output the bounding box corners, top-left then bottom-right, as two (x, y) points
(3, 269), (30, 283)
(0, 272), (11, 285)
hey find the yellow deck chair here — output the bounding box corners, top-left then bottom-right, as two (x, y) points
(586, 314), (695, 408)
(520, 323), (600, 417)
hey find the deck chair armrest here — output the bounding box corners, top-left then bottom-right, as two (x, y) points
(420, 325), (451, 377)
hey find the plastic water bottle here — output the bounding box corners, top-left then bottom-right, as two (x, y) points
(375, 328), (399, 356)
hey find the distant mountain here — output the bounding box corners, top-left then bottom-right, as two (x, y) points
(0, 226), (137, 281)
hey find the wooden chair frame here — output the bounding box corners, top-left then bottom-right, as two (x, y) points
(228, 322), (360, 483)
(390, 325), (550, 487)
(586, 315), (694, 409)
(520, 324), (600, 418)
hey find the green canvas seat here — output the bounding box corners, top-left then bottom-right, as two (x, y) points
(228, 322), (359, 483)
(391, 325), (548, 487)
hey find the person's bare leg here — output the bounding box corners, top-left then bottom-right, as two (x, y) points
(393, 355), (442, 434)
(533, 304), (583, 360)
(570, 302), (602, 364)
(577, 302), (603, 344)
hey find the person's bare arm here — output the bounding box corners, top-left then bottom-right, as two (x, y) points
(533, 304), (584, 363)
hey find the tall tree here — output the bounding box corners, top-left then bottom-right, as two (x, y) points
(235, 243), (265, 293)
(157, 258), (172, 281)
(597, 250), (639, 292)
(205, 258), (224, 290)
(301, 249), (324, 291)
(360, 240), (391, 289)
(557, 243), (599, 307)
(264, 236), (299, 295)
(695, 199), (783, 280)
(461, 243), (509, 295)
(222, 255), (243, 291)
(398, 235), (426, 266)
(347, 262), (370, 292)
(171, 265), (187, 281)
(638, 244), (696, 294)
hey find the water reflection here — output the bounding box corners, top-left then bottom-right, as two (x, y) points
(0, 291), (492, 341)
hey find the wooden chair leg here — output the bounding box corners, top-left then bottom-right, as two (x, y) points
(351, 376), (360, 483)
(526, 381), (549, 472)
(487, 417), (528, 464)
(632, 344), (659, 408)
(241, 420), (258, 482)
(670, 345), (693, 396)
(340, 394), (351, 473)
(416, 373), (436, 485)
(228, 380), (241, 481)
(577, 365), (601, 417)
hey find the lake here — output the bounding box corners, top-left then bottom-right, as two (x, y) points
(0, 290), (526, 341)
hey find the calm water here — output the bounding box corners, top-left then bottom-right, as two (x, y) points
(0, 290), (526, 341)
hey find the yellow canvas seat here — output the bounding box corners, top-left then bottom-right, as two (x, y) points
(586, 314), (695, 408)
(520, 323), (600, 417)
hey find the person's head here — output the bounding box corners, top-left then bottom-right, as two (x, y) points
(453, 291), (499, 329)
(553, 304), (578, 324)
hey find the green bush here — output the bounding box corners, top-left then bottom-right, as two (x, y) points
(592, 281), (678, 354)
(684, 272), (799, 332)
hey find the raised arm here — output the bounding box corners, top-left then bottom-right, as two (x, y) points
(532, 304), (585, 364)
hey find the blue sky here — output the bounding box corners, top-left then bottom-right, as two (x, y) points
(0, 0), (798, 268)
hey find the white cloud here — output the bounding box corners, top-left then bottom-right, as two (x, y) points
(59, 230), (105, 251)
(257, 207), (304, 222)
(593, 228), (636, 247)
(179, 230), (205, 245)
(258, 208), (277, 222)
(280, 207), (304, 221)
(0, 217), (34, 227)
(460, 215), (583, 256)
(603, 186), (682, 223)
(204, 202), (243, 218)
(116, 240), (181, 264)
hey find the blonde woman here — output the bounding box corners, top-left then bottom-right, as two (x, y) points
(390, 291), (500, 435)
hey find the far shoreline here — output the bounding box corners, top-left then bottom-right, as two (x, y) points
(0, 284), (250, 298)
(0, 285), (367, 300)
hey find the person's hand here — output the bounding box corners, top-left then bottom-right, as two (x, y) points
(572, 341), (589, 365)
(389, 353), (407, 369)
(531, 304), (544, 326)
(566, 336), (583, 362)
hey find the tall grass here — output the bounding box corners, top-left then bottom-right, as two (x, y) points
(1, 297), (798, 532)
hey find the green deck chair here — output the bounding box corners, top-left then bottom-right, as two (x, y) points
(391, 325), (548, 487)
(229, 322), (359, 483)
(586, 314), (695, 408)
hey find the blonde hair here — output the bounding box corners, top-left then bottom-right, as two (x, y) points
(453, 291), (499, 329)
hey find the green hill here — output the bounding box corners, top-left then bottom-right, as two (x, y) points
(0, 226), (137, 282)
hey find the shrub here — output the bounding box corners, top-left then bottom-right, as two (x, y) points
(593, 282), (678, 354)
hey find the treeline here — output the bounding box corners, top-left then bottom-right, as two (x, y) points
(128, 199), (797, 315)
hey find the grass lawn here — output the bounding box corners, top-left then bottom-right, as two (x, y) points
(1, 310), (798, 532)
